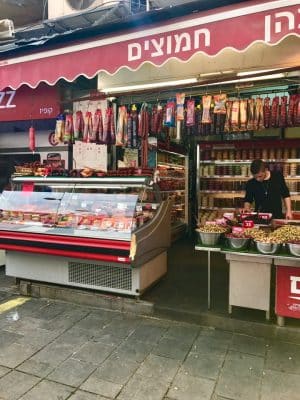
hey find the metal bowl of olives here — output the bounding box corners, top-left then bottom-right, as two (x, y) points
(255, 240), (281, 255)
(287, 242), (300, 257)
(196, 225), (227, 246)
(226, 235), (250, 250)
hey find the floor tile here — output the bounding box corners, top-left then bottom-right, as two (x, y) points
(72, 341), (114, 365)
(261, 369), (300, 400)
(48, 358), (97, 387)
(167, 370), (215, 400)
(19, 379), (73, 400)
(81, 375), (122, 398)
(230, 334), (266, 357)
(136, 354), (180, 382)
(265, 340), (300, 374)
(181, 350), (225, 380)
(117, 373), (169, 400)
(0, 370), (40, 400)
(68, 390), (109, 400)
(152, 337), (192, 361)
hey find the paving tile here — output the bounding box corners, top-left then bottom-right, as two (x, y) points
(0, 370), (40, 400)
(192, 328), (232, 351)
(69, 390), (109, 400)
(81, 375), (122, 398)
(230, 334), (266, 357)
(40, 308), (90, 332)
(0, 330), (22, 348)
(31, 341), (79, 367)
(163, 323), (200, 344)
(181, 350), (225, 380)
(0, 366), (10, 379)
(0, 342), (37, 368)
(114, 338), (154, 363)
(3, 316), (44, 334)
(32, 301), (71, 320)
(260, 369), (300, 400)
(16, 327), (58, 348)
(117, 373), (169, 400)
(265, 340), (300, 374)
(215, 351), (264, 400)
(152, 337), (192, 361)
(75, 313), (114, 333)
(222, 351), (264, 378)
(98, 317), (139, 339)
(129, 323), (167, 344)
(167, 370), (215, 400)
(19, 379), (74, 400)
(17, 359), (55, 378)
(73, 341), (114, 365)
(48, 358), (97, 387)
(215, 372), (261, 400)
(92, 351), (139, 385)
(136, 354), (180, 383)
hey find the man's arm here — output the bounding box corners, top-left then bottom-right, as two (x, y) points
(284, 196), (292, 219)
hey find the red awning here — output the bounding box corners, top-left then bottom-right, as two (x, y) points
(0, 0), (299, 90)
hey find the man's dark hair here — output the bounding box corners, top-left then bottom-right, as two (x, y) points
(250, 159), (266, 175)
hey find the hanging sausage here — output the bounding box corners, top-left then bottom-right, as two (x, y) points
(29, 126), (35, 152)
(263, 97), (271, 128)
(63, 113), (74, 144)
(83, 111), (93, 143)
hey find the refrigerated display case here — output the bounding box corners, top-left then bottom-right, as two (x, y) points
(1, 176), (172, 296)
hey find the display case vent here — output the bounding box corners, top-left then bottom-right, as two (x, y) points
(68, 262), (132, 291)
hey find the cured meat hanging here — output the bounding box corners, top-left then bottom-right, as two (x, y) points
(55, 113), (65, 143)
(279, 96), (288, 128)
(73, 111), (84, 140)
(231, 100), (240, 131)
(213, 94), (227, 135)
(254, 97), (264, 130)
(270, 96), (280, 128)
(103, 106), (116, 145)
(150, 104), (163, 136)
(63, 113), (73, 144)
(239, 100), (248, 131)
(224, 100), (233, 132)
(90, 109), (103, 143)
(263, 97), (271, 128)
(139, 103), (150, 168)
(247, 99), (255, 131)
(295, 95), (300, 126)
(83, 111), (93, 143)
(116, 105), (128, 146)
(28, 126), (36, 152)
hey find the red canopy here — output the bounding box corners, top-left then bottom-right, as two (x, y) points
(0, 0), (299, 90)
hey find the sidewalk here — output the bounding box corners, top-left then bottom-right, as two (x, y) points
(0, 291), (300, 400)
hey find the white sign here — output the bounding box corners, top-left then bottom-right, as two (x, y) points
(73, 141), (107, 171)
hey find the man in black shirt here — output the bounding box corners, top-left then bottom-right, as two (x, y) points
(244, 159), (292, 219)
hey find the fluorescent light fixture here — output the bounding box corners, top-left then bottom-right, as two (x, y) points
(198, 73), (285, 87)
(237, 68), (280, 77)
(101, 78), (198, 93)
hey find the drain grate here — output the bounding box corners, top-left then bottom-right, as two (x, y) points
(68, 262), (132, 290)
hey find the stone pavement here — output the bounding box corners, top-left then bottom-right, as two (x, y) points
(0, 294), (299, 400)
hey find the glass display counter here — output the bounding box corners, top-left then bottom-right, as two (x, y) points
(1, 176), (172, 296)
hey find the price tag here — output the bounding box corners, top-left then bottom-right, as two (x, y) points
(243, 220), (254, 228)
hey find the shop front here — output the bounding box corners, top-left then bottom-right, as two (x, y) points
(0, 0), (299, 323)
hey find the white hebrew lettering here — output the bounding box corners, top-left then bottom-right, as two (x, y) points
(194, 29), (210, 48)
(174, 33), (191, 53)
(128, 43), (142, 61)
(151, 38), (164, 57)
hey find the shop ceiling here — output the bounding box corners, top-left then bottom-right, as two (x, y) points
(0, 0), (299, 91)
